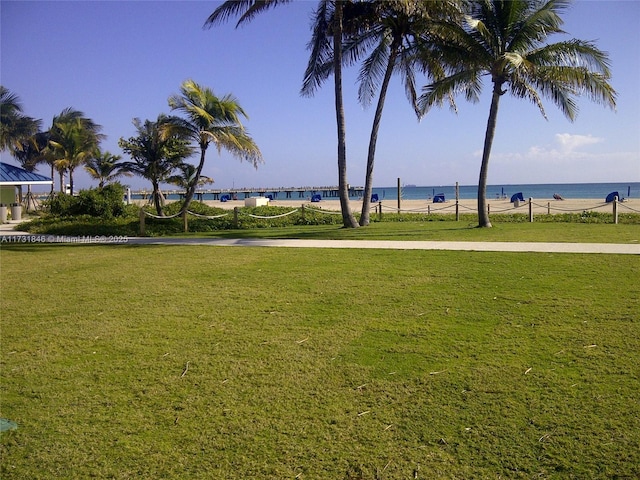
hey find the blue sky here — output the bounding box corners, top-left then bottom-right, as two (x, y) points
(2, 0), (638, 191)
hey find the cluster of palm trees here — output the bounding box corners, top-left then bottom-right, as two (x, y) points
(1, 80), (262, 217)
(206, 0), (616, 228)
(118, 80), (262, 216)
(1, 87), (128, 196)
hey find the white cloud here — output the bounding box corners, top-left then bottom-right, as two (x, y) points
(470, 133), (639, 183)
(554, 133), (603, 153)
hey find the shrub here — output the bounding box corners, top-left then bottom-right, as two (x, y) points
(45, 192), (80, 216)
(77, 184), (126, 218)
(44, 184), (127, 218)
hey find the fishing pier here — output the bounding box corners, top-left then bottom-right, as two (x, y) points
(131, 185), (364, 201)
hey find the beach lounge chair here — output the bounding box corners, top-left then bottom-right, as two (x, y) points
(553, 193), (564, 200)
(220, 194), (231, 202)
(510, 192), (524, 203)
(433, 193), (445, 203)
(311, 194), (321, 203)
(371, 193), (379, 202)
(605, 191), (619, 203)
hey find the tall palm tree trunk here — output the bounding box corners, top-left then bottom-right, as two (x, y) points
(478, 81), (504, 228)
(152, 180), (164, 216)
(334, 1), (358, 229)
(360, 42), (400, 226)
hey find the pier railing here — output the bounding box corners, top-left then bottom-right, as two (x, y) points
(131, 186), (364, 201)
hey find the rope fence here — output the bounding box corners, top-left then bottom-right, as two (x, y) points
(138, 204), (338, 234)
(371, 196), (635, 223)
(138, 197), (636, 234)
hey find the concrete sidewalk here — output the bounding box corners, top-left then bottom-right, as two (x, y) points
(125, 237), (640, 254)
(2, 222), (638, 254)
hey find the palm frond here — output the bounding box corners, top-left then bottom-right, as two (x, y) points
(397, 52), (422, 119)
(419, 68), (483, 115)
(528, 39), (613, 76)
(357, 33), (392, 107)
(203, 1), (290, 29)
(208, 126), (263, 168)
(507, 0), (570, 53)
(301, 1), (333, 97)
(508, 75), (548, 118)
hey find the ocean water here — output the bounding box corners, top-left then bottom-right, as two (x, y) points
(373, 182), (640, 201)
(138, 182), (639, 202)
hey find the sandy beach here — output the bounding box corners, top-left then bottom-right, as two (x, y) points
(137, 196), (640, 216)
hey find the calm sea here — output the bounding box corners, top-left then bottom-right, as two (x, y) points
(142, 182), (638, 201)
(373, 182), (639, 201)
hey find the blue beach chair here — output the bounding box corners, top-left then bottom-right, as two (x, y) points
(605, 191), (619, 203)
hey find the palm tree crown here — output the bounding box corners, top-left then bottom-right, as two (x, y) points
(1, 86), (41, 152)
(166, 79), (262, 215)
(48, 108), (104, 195)
(119, 116), (194, 215)
(84, 150), (130, 189)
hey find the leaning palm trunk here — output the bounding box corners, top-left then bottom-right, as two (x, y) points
(180, 146), (207, 215)
(477, 81), (504, 228)
(360, 43), (400, 226)
(333, 1), (358, 228)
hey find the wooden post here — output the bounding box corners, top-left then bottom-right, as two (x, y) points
(183, 210), (188, 233)
(455, 182), (460, 221)
(427, 205), (430, 215)
(547, 202), (550, 215)
(397, 177), (401, 214)
(301, 204), (305, 221)
(233, 206), (239, 229)
(139, 208), (145, 236)
(529, 198), (534, 222)
(614, 196), (618, 224)
(378, 201), (382, 221)
(487, 204), (490, 215)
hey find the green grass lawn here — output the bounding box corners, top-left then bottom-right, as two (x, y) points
(204, 221), (640, 244)
(1, 244), (638, 479)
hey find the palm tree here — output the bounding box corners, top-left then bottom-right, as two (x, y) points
(11, 131), (51, 210)
(165, 79), (262, 215)
(307, 1), (464, 225)
(84, 150), (131, 188)
(166, 163), (214, 191)
(48, 108), (104, 195)
(419, 0), (616, 227)
(12, 131), (49, 172)
(118, 116), (194, 216)
(0, 86), (41, 152)
(205, 0), (359, 228)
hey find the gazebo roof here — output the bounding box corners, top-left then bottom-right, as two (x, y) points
(0, 162), (52, 186)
